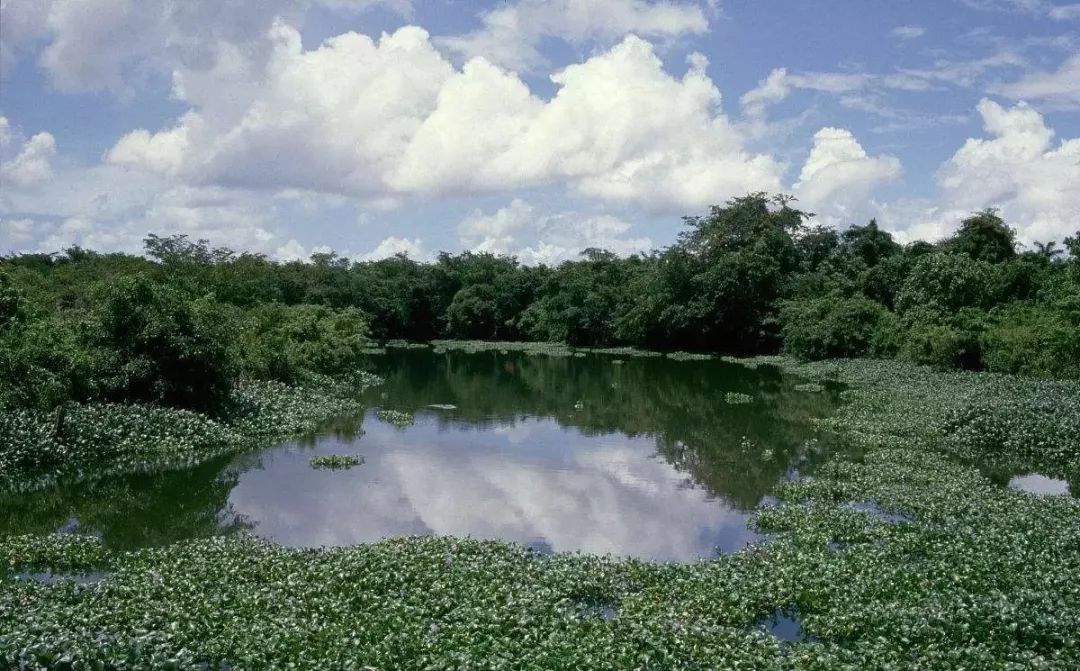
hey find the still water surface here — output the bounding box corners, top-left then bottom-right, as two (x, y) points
(3, 349), (848, 561)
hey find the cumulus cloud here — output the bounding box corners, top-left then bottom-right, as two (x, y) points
(794, 128), (902, 221)
(108, 28), (782, 212)
(992, 52), (1080, 109)
(2, 0), (412, 94)
(935, 98), (1079, 242)
(458, 199), (652, 265)
(359, 236), (426, 261)
(0, 117), (57, 187)
(439, 0), (708, 71)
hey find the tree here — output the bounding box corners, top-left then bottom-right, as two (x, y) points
(839, 219), (900, 267)
(447, 284), (500, 339)
(1033, 241), (1063, 261)
(91, 275), (238, 410)
(780, 296), (899, 360)
(943, 209), (1016, 263)
(896, 253), (998, 315)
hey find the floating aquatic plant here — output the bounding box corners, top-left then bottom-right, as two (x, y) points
(725, 392), (753, 404)
(309, 454), (364, 470)
(376, 409), (414, 427)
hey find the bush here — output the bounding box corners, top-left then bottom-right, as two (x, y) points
(896, 253), (998, 315)
(90, 275), (238, 410)
(983, 304), (1080, 379)
(240, 304), (372, 383)
(446, 284), (500, 339)
(781, 296), (899, 360)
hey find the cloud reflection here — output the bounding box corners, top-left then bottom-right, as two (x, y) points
(227, 414), (761, 560)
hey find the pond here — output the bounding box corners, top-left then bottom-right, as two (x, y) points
(1, 348), (847, 561)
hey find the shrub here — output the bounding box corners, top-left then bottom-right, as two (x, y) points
(240, 304), (372, 383)
(983, 304), (1080, 379)
(895, 253), (998, 315)
(780, 296), (899, 360)
(89, 276), (238, 411)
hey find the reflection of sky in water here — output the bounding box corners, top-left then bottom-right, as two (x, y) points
(228, 409), (763, 561)
(1008, 473), (1071, 496)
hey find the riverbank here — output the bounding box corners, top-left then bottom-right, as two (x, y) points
(0, 373), (381, 493)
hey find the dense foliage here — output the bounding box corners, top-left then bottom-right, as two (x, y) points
(3, 195), (1078, 392)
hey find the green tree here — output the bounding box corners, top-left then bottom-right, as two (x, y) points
(943, 209), (1017, 263)
(91, 275), (238, 410)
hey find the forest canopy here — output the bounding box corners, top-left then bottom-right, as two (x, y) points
(2, 193), (1078, 417)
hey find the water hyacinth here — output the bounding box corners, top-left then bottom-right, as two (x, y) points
(725, 392), (754, 405)
(1, 355), (1078, 668)
(309, 454), (364, 470)
(0, 373), (382, 493)
(376, 409), (414, 428)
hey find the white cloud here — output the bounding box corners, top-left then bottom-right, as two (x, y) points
(1049, 3), (1080, 20)
(961, 0), (1080, 19)
(458, 199), (652, 265)
(359, 236), (425, 261)
(0, 218), (36, 249)
(3, 0), (412, 94)
(0, 117), (56, 187)
(739, 68), (792, 119)
(439, 0), (709, 71)
(935, 98), (1079, 243)
(794, 128), (902, 222)
(992, 52), (1080, 109)
(275, 239), (308, 262)
(891, 25), (926, 40)
(108, 29), (782, 212)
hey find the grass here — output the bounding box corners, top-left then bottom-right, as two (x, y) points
(0, 357), (1078, 668)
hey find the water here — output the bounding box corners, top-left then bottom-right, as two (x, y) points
(1, 349), (846, 561)
(1008, 473), (1071, 496)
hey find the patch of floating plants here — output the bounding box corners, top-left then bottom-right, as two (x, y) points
(793, 382), (825, 393)
(666, 351), (714, 361)
(309, 454), (364, 470)
(725, 392), (754, 405)
(375, 409), (414, 428)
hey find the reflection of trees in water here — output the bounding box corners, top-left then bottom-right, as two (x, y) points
(365, 350), (845, 509)
(2, 351), (846, 549)
(0, 456), (254, 550)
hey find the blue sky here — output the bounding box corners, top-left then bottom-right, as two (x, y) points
(1, 0), (1077, 262)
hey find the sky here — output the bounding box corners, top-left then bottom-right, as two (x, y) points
(0, 0), (1078, 264)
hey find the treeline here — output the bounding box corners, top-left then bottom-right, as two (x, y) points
(2, 193), (1078, 414)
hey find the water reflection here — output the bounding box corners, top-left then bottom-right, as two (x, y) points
(229, 415), (764, 560)
(1008, 473), (1071, 496)
(1, 349), (846, 561)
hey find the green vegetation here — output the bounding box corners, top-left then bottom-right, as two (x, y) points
(2, 358), (1076, 669)
(5, 197), (1074, 396)
(725, 392), (754, 405)
(375, 409), (414, 427)
(309, 454), (364, 470)
(0, 243), (383, 490)
(0, 195), (1077, 667)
